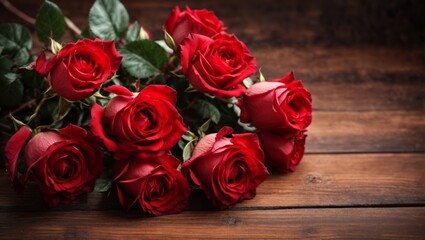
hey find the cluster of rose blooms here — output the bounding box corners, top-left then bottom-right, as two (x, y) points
(5, 6), (312, 216)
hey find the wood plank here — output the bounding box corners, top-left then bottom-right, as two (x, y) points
(254, 47), (425, 111)
(2, 153), (424, 211)
(2, 2), (424, 112)
(0, 208), (424, 239)
(307, 111), (425, 153)
(3, 0), (423, 47)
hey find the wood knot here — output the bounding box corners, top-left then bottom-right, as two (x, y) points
(224, 216), (240, 225)
(305, 173), (333, 185)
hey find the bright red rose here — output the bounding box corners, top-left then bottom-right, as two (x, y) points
(240, 72), (312, 132)
(180, 33), (257, 98)
(181, 127), (269, 209)
(5, 124), (103, 207)
(164, 6), (225, 45)
(90, 85), (186, 160)
(35, 39), (122, 101)
(113, 154), (191, 216)
(259, 131), (307, 173)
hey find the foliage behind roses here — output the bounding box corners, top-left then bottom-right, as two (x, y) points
(0, 0), (312, 216)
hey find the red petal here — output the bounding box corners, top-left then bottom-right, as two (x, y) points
(89, 104), (119, 153)
(105, 85), (133, 97)
(34, 52), (47, 77)
(5, 126), (32, 191)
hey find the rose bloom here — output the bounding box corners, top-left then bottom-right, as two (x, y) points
(5, 124), (103, 207)
(90, 85), (186, 160)
(182, 127), (269, 209)
(259, 131), (307, 173)
(240, 72), (312, 132)
(35, 39), (122, 101)
(113, 154), (191, 216)
(180, 33), (257, 98)
(164, 6), (225, 45)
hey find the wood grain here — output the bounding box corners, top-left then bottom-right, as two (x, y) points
(0, 208), (424, 239)
(2, 153), (424, 211)
(308, 111), (425, 153)
(1, 0), (424, 238)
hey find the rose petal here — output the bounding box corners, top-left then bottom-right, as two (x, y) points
(105, 85), (133, 97)
(5, 126), (32, 191)
(90, 104), (119, 153)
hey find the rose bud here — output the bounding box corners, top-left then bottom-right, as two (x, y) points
(6, 124), (103, 207)
(113, 154), (191, 216)
(90, 85), (186, 160)
(35, 39), (122, 101)
(182, 127), (269, 209)
(259, 131), (307, 173)
(180, 33), (257, 98)
(164, 6), (225, 45)
(240, 72), (312, 132)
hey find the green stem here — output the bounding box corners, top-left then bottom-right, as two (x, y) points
(27, 88), (55, 125)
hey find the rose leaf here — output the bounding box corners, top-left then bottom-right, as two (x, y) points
(35, 0), (66, 43)
(88, 0), (129, 41)
(0, 23), (32, 66)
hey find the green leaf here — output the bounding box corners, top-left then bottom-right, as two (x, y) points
(259, 68), (266, 82)
(0, 56), (17, 86)
(94, 170), (113, 192)
(0, 79), (23, 108)
(194, 99), (221, 124)
(197, 118), (211, 138)
(88, 0), (129, 40)
(183, 139), (196, 162)
(126, 21), (140, 42)
(50, 37), (62, 54)
(0, 23), (32, 66)
(163, 28), (176, 52)
(35, 0), (66, 43)
(119, 40), (168, 78)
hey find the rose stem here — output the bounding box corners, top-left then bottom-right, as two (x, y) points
(1, 0), (82, 35)
(0, 0), (35, 24)
(0, 99), (37, 121)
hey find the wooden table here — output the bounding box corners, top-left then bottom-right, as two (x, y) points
(1, 0), (425, 239)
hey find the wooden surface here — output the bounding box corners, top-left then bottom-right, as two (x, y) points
(1, 0), (425, 239)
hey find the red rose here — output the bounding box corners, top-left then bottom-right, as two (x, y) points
(164, 6), (225, 45)
(180, 33), (257, 98)
(35, 39), (122, 101)
(240, 72), (312, 132)
(113, 154), (191, 216)
(259, 131), (307, 173)
(6, 124), (103, 207)
(182, 127), (269, 209)
(90, 85), (187, 160)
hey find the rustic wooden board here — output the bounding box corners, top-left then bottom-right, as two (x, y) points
(2, 153), (424, 211)
(1, 0), (424, 239)
(1, 208), (424, 239)
(308, 111), (425, 153)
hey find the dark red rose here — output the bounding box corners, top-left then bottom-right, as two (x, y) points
(113, 154), (191, 216)
(35, 39), (122, 101)
(5, 124), (103, 207)
(90, 85), (187, 160)
(180, 33), (257, 98)
(259, 131), (307, 173)
(164, 6), (225, 45)
(240, 72), (312, 132)
(182, 127), (269, 209)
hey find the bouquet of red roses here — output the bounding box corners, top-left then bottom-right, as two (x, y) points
(0, 0), (312, 216)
